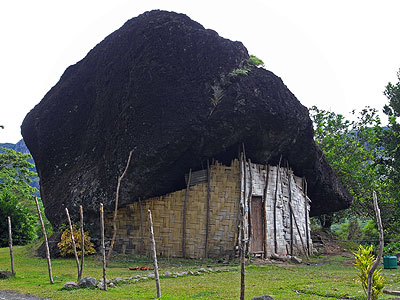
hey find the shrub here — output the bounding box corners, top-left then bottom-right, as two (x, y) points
(384, 241), (400, 255)
(57, 224), (96, 257)
(362, 220), (379, 243)
(353, 244), (384, 300)
(0, 191), (37, 247)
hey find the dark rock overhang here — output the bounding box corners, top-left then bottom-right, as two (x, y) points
(21, 10), (352, 230)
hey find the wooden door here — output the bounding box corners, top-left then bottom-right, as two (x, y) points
(250, 196), (264, 254)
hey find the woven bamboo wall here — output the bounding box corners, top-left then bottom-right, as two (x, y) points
(105, 159), (240, 259)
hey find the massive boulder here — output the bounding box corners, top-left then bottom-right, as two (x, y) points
(21, 10), (351, 231)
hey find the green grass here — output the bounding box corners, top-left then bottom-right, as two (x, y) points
(1, 245), (400, 299)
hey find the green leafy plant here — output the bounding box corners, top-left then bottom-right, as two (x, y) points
(353, 244), (384, 300)
(210, 85), (224, 107)
(0, 191), (37, 246)
(384, 241), (400, 255)
(57, 224), (96, 257)
(248, 55), (264, 67)
(228, 67), (251, 77)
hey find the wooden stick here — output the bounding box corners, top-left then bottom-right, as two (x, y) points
(8, 216), (15, 275)
(262, 165), (269, 258)
(273, 156), (282, 254)
(242, 146), (247, 252)
(288, 202), (308, 258)
(79, 205), (84, 280)
(148, 209), (161, 298)
(205, 160), (211, 258)
(34, 196), (53, 284)
(100, 203), (107, 291)
(139, 198), (144, 253)
(107, 150), (133, 263)
(287, 164), (293, 256)
(182, 168), (192, 258)
(235, 152), (244, 252)
(240, 203), (245, 300)
(303, 177), (310, 256)
(367, 191), (384, 300)
(247, 159), (253, 251)
(65, 208), (81, 281)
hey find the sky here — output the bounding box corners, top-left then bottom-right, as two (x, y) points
(1, 0), (400, 143)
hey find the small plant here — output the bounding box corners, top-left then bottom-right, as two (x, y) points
(353, 244), (384, 300)
(229, 67), (251, 77)
(248, 55), (264, 67)
(210, 85), (224, 107)
(57, 224), (96, 257)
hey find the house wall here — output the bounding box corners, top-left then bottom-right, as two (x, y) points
(241, 160), (312, 257)
(105, 158), (312, 259)
(105, 160), (240, 259)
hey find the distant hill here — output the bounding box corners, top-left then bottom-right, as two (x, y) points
(0, 139), (30, 154)
(0, 139), (40, 195)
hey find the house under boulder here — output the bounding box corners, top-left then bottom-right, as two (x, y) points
(21, 10), (352, 256)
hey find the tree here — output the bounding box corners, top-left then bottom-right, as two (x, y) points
(310, 106), (386, 219)
(0, 147), (44, 245)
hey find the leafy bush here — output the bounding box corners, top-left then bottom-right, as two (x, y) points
(57, 224), (96, 257)
(362, 220), (379, 243)
(0, 191), (37, 247)
(353, 244), (384, 300)
(384, 241), (400, 255)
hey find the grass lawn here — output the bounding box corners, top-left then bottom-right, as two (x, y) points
(0, 244), (399, 299)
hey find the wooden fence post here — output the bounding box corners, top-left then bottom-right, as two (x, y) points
(65, 208), (81, 281)
(79, 205), (84, 280)
(367, 191), (384, 300)
(240, 203), (246, 300)
(100, 203), (107, 291)
(8, 216), (15, 275)
(34, 196), (53, 284)
(148, 209), (161, 298)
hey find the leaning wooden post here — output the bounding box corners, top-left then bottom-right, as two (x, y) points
(65, 208), (81, 281)
(100, 203), (107, 291)
(240, 203), (246, 300)
(79, 205), (84, 280)
(262, 165), (269, 258)
(148, 209), (161, 298)
(107, 150), (133, 263)
(34, 196), (53, 284)
(205, 160), (211, 258)
(8, 216), (15, 275)
(182, 168), (192, 258)
(273, 156), (282, 254)
(367, 191), (384, 300)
